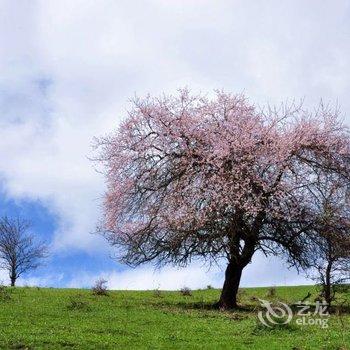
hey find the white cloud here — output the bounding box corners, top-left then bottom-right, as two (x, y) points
(67, 253), (309, 290)
(0, 0), (349, 285)
(68, 264), (222, 290)
(18, 273), (65, 288)
(0, 267), (64, 287)
(0, 269), (8, 285)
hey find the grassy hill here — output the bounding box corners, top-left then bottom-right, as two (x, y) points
(0, 285), (349, 349)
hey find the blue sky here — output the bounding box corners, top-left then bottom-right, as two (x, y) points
(0, 0), (349, 289)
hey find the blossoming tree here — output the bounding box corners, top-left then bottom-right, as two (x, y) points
(95, 90), (350, 308)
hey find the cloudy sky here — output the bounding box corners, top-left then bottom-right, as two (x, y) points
(0, 0), (349, 289)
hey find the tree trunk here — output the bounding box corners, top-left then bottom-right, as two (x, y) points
(10, 276), (16, 287)
(324, 262), (333, 308)
(10, 268), (16, 287)
(217, 261), (243, 309)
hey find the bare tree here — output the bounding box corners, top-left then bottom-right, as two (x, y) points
(0, 216), (48, 286)
(306, 174), (350, 307)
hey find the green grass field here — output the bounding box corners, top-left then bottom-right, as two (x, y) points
(0, 285), (349, 349)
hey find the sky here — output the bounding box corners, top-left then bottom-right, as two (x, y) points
(0, 0), (349, 290)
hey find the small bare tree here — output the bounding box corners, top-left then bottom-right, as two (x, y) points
(0, 216), (48, 286)
(92, 278), (108, 296)
(306, 174), (350, 307)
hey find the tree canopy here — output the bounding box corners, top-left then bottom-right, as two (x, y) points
(96, 90), (350, 308)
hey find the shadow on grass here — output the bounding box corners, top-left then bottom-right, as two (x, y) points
(8, 342), (34, 350)
(66, 294), (92, 312)
(148, 298), (259, 314)
(252, 320), (299, 335)
(147, 297), (350, 317)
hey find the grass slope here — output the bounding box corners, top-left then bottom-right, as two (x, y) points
(0, 285), (349, 349)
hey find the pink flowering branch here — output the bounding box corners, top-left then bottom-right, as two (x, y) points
(94, 89), (350, 309)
